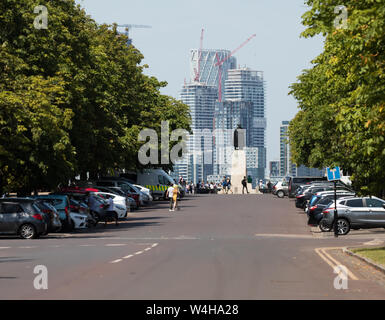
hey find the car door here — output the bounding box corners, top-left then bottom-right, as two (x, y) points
(344, 199), (366, 226)
(364, 198), (385, 227)
(0, 203), (5, 233)
(0, 203), (23, 233)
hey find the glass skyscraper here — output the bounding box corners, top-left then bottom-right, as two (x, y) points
(190, 49), (236, 99)
(280, 120), (324, 177)
(173, 83), (218, 184)
(213, 68), (266, 184)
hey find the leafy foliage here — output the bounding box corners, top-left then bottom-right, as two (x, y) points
(289, 0), (385, 196)
(0, 0), (191, 194)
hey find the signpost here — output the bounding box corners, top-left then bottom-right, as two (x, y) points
(326, 167), (341, 238)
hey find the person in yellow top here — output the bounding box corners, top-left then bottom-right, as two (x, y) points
(172, 184), (179, 211)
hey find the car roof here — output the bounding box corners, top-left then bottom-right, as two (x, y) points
(317, 190), (355, 195)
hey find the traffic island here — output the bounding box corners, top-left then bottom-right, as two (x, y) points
(344, 246), (385, 275)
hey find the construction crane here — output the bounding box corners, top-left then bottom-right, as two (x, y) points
(193, 28), (205, 82)
(117, 24), (152, 42)
(215, 33), (256, 102)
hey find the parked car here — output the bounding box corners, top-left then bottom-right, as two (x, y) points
(296, 182), (353, 209)
(0, 198), (48, 239)
(307, 192), (355, 226)
(295, 185), (336, 208)
(34, 200), (62, 233)
(273, 180), (289, 198)
(288, 176), (327, 198)
(92, 186), (136, 211)
(93, 192), (128, 218)
(32, 194), (73, 231)
(319, 196), (385, 235)
(133, 184), (153, 202)
(94, 180), (141, 207)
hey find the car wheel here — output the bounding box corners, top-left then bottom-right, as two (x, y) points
(277, 190), (284, 198)
(337, 218), (350, 235)
(319, 219), (332, 232)
(19, 224), (37, 239)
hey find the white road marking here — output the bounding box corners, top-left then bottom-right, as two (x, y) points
(110, 243), (159, 264)
(110, 259), (123, 264)
(315, 247), (358, 281)
(0, 247), (11, 249)
(79, 244), (95, 247)
(18, 246), (37, 249)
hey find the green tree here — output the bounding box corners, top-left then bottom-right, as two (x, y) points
(289, 0), (385, 196)
(0, 0), (191, 193)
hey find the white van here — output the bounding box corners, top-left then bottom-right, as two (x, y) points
(121, 169), (177, 200)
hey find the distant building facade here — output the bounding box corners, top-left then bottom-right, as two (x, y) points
(213, 68), (266, 185)
(279, 120), (324, 177)
(173, 83), (218, 184)
(269, 160), (280, 177)
(190, 49), (236, 99)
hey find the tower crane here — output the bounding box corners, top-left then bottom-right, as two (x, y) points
(215, 33), (256, 102)
(117, 24), (152, 42)
(193, 28), (205, 82)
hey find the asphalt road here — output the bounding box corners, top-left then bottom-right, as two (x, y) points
(1, 193), (385, 299)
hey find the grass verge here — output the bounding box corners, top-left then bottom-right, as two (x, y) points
(352, 247), (385, 266)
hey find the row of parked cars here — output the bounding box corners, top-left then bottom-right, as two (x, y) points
(0, 177), (157, 239)
(273, 177), (385, 235)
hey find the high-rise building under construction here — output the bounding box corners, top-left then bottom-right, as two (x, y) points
(214, 68), (267, 185)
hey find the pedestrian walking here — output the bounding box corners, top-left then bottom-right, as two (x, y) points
(172, 184), (180, 211)
(222, 178), (228, 194)
(191, 181), (195, 195)
(226, 178), (232, 194)
(106, 195), (118, 226)
(267, 180), (272, 193)
(166, 183), (175, 211)
(242, 176), (249, 194)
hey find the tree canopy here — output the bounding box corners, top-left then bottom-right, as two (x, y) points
(289, 0), (385, 196)
(0, 0), (191, 194)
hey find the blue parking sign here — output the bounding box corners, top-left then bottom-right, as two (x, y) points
(327, 167), (341, 181)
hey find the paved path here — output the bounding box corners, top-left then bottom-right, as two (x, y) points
(1, 194), (385, 299)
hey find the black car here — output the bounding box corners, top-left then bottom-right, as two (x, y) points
(307, 193), (355, 226)
(295, 183), (352, 209)
(288, 176), (327, 198)
(0, 198), (48, 239)
(295, 185), (335, 208)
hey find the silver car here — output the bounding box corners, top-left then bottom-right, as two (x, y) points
(319, 196), (385, 235)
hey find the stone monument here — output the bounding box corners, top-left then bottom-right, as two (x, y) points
(230, 125), (247, 194)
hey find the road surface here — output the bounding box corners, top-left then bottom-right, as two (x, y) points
(1, 194), (385, 299)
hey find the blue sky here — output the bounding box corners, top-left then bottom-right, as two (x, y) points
(76, 0), (324, 164)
